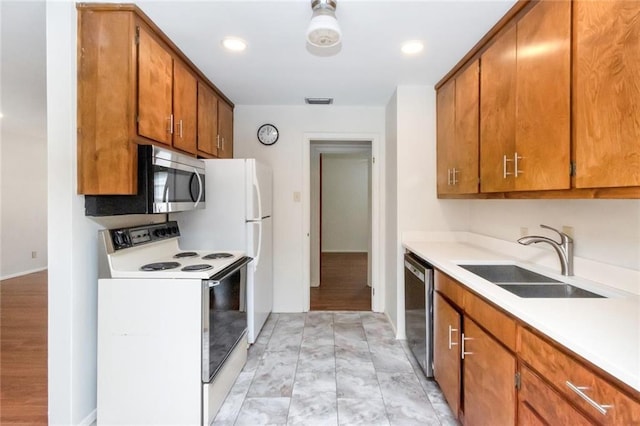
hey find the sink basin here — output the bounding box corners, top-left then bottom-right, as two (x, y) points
(458, 264), (606, 299)
(459, 264), (560, 283)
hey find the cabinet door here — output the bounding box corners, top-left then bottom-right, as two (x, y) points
(463, 317), (516, 426)
(218, 101), (234, 159)
(480, 24), (517, 193)
(574, 0), (640, 188)
(436, 79), (455, 195)
(137, 27), (173, 145)
(197, 82), (219, 157)
(515, 0), (570, 191)
(452, 60), (479, 194)
(433, 292), (461, 418)
(172, 60), (197, 154)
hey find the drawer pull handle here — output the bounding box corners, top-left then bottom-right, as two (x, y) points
(448, 325), (458, 350)
(565, 381), (613, 415)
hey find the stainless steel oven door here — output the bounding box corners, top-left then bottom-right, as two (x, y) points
(151, 146), (206, 213)
(201, 256), (252, 383)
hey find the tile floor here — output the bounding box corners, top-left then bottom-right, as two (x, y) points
(213, 311), (457, 426)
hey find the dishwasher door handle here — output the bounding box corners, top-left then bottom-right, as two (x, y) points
(404, 260), (425, 282)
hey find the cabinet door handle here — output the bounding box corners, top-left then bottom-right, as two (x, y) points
(448, 325), (458, 349)
(503, 155), (513, 179)
(514, 152), (524, 177)
(565, 381), (613, 415)
(167, 115), (174, 134)
(452, 168), (459, 185)
(447, 169), (452, 186)
(461, 333), (474, 359)
(178, 119), (183, 138)
(217, 134), (221, 149)
(222, 137), (225, 151)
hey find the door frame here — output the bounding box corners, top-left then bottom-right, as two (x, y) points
(302, 132), (383, 312)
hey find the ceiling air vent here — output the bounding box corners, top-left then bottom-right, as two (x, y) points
(305, 97), (333, 105)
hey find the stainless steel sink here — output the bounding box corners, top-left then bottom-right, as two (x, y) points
(459, 264), (606, 299)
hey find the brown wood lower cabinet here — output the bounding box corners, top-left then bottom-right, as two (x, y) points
(433, 292), (461, 417)
(463, 318), (516, 426)
(430, 268), (640, 425)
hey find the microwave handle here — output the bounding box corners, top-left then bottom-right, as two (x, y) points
(193, 168), (203, 208)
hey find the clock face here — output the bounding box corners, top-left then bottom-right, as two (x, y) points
(257, 124), (279, 145)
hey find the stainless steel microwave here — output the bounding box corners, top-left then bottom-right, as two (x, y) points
(85, 145), (206, 216)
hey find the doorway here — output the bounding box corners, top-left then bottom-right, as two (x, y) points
(308, 141), (372, 311)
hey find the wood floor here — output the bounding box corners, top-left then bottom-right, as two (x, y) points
(310, 252), (371, 311)
(0, 270), (48, 425)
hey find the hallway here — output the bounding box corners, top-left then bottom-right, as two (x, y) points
(310, 252), (371, 311)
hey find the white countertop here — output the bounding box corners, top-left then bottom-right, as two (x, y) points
(403, 233), (640, 393)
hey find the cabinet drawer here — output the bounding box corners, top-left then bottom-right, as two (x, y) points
(464, 290), (516, 350)
(518, 327), (640, 425)
(518, 365), (592, 425)
(434, 270), (465, 307)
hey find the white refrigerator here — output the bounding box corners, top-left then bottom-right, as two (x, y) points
(174, 159), (273, 344)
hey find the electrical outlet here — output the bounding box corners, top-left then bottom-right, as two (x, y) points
(520, 227), (529, 237)
(31, 251), (37, 259)
(562, 226), (574, 238)
(293, 191), (301, 202)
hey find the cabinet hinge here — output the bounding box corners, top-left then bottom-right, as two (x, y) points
(135, 26), (140, 45)
(570, 161), (576, 177)
(515, 372), (521, 390)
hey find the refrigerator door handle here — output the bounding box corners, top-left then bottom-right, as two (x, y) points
(253, 221), (262, 269)
(250, 171), (263, 221)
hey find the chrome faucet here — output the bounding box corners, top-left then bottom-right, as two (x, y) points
(517, 224), (574, 276)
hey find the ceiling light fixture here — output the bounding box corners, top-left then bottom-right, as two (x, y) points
(221, 37), (247, 52)
(306, 0), (341, 48)
(401, 40), (424, 55)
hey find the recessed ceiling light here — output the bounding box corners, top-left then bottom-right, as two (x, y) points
(221, 37), (247, 52)
(401, 40), (424, 55)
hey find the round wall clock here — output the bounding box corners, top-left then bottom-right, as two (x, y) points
(257, 123), (279, 145)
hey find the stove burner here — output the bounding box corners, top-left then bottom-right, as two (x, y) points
(182, 264), (213, 272)
(140, 262), (181, 271)
(202, 252), (234, 260)
(173, 251), (198, 259)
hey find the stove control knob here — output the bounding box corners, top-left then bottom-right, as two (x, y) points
(171, 226), (179, 235)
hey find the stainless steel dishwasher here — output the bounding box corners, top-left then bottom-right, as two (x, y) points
(404, 252), (434, 378)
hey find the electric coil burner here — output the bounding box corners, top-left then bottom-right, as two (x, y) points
(203, 252), (234, 260)
(182, 264), (213, 272)
(140, 261), (181, 271)
(174, 251), (199, 258)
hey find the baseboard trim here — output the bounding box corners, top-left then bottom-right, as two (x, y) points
(78, 409), (97, 426)
(0, 267), (47, 282)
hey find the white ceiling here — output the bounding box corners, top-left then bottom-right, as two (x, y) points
(0, 0), (517, 143)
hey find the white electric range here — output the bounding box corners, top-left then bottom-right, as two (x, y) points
(97, 221), (252, 426)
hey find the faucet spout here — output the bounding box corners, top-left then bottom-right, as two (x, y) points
(517, 225), (574, 276)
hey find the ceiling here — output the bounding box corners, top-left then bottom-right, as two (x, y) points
(1, 0), (517, 143)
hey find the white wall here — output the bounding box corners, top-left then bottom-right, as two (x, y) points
(384, 92), (399, 332)
(321, 153), (370, 252)
(233, 105), (385, 312)
(0, 1), (48, 279)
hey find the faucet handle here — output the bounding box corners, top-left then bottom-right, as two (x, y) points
(540, 224), (573, 243)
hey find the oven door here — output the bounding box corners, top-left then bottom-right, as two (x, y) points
(152, 146), (206, 213)
(201, 257), (252, 383)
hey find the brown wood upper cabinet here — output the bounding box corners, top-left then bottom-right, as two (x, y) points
(217, 100), (234, 159)
(77, 5), (233, 195)
(136, 27), (198, 154)
(436, 60), (480, 195)
(197, 82), (234, 158)
(573, 0), (640, 188)
(480, 0), (571, 193)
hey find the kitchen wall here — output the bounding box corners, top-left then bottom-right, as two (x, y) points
(321, 153), (370, 252)
(233, 105), (385, 312)
(0, 1), (48, 279)
(384, 91), (399, 333)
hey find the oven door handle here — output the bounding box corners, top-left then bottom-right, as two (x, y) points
(208, 257), (253, 285)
